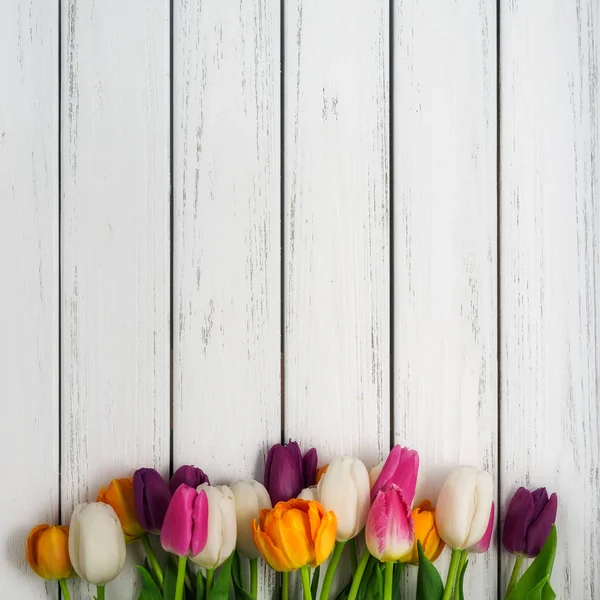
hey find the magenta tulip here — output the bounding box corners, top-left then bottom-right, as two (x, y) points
(466, 503), (494, 553)
(169, 465), (210, 494)
(160, 485), (209, 557)
(370, 445), (419, 504)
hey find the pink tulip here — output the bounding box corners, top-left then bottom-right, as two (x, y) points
(160, 484), (208, 557)
(466, 503), (495, 553)
(370, 445), (419, 504)
(366, 485), (414, 562)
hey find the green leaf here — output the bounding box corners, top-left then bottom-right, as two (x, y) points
(375, 563), (383, 599)
(311, 566), (321, 600)
(231, 552), (254, 600)
(541, 582), (556, 600)
(334, 580), (352, 600)
(208, 553), (234, 600)
(358, 555), (377, 600)
(365, 559), (382, 600)
(455, 558), (468, 600)
(506, 526), (558, 600)
(136, 565), (162, 600)
(524, 576), (549, 599)
(392, 562), (405, 600)
(163, 557), (179, 600)
(416, 541), (444, 600)
(197, 569), (206, 600)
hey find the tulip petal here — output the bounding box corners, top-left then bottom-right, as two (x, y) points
(370, 446), (419, 505)
(525, 492), (557, 557)
(303, 448), (318, 487)
(160, 485), (196, 556)
(170, 465), (210, 494)
(467, 503), (494, 553)
(252, 520), (294, 572)
(312, 510), (337, 566)
(502, 487), (534, 554)
(279, 506), (313, 569)
(190, 490), (209, 556)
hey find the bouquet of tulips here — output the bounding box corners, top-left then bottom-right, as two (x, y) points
(26, 443), (558, 600)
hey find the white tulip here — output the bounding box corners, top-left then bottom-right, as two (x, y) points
(230, 480), (272, 559)
(298, 486), (319, 501)
(68, 502), (126, 586)
(190, 484), (237, 569)
(368, 461), (384, 489)
(435, 465), (494, 549)
(317, 457), (370, 541)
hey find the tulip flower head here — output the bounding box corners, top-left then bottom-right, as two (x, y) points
(97, 477), (144, 542)
(230, 480), (272, 559)
(370, 445), (419, 504)
(133, 468), (172, 533)
(317, 457), (371, 541)
(68, 502), (126, 586)
(160, 484), (208, 557)
(264, 442), (318, 505)
(26, 525), (73, 580)
(298, 486), (319, 501)
(467, 503), (495, 554)
(190, 483), (237, 569)
(503, 487), (558, 557)
(169, 465), (210, 494)
(366, 485), (414, 562)
(406, 500), (444, 565)
(435, 466), (494, 549)
(252, 499), (337, 571)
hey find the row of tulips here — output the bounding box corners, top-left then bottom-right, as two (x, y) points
(26, 442), (558, 600)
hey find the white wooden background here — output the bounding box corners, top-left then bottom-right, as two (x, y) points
(0, 1), (597, 599)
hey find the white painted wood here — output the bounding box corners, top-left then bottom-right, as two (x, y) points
(284, 0), (390, 467)
(0, 1), (59, 598)
(393, 2), (498, 597)
(61, 1), (170, 597)
(500, 1), (599, 597)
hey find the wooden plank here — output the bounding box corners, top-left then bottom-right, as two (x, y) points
(393, 1), (498, 597)
(284, 0), (390, 466)
(61, 1), (170, 597)
(0, 1), (59, 597)
(500, 1), (599, 597)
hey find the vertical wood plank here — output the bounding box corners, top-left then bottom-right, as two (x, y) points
(61, 1), (170, 597)
(0, 1), (59, 597)
(393, 2), (498, 597)
(284, 0), (390, 466)
(501, 1), (599, 597)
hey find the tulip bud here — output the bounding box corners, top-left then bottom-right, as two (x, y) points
(366, 485), (414, 562)
(435, 466), (494, 549)
(317, 457), (370, 541)
(160, 484), (209, 557)
(68, 502), (126, 586)
(369, 445), (419, 504)
(169, 465), (210, 494)
(298, 486), (319, 501)
(405, 500), (444, 565)
(190, 484), (237, 569)
(97, 477), (144, 542)
(26, 525), (73, 580)
(503, 487), (557, 557)
(230, 480), (272, 559)
(467, 503), (494, 553)
(133, 468), (172, 533)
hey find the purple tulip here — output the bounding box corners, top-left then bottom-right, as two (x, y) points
(169, 465), (210, 494)
(370, 445), (419, 504)
(133, 468), (173, 533)
(503, 487), (558, 557)
(264, 441), (318, 504)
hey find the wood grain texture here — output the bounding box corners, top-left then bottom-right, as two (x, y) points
(61, 0), (170, 597)
(0, 1), (59, 597)
(284, 0), (390, 467)
(500, 1), (599, 597)
(393, 1), (498, 597)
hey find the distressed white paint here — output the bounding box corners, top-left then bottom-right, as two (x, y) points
(393, 1), (498, 597)
(61, 0), (170, 597)
(500, 1), (599, 597)
(284, 0), (390, 467)
(0, 1), (59, 598)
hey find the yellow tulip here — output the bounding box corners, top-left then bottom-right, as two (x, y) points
(97, 477), (144, 542)
(26, 525), (73, 580)
(405, 500), (445, 565)
(252, 499), (337, 571)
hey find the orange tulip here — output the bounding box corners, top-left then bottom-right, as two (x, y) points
(316, 464), (329, 484)
(97, 477), (144, 542)
(26, 525), (73, 580)
(405, 500), (445, 565)
(252, 499), (337, 571)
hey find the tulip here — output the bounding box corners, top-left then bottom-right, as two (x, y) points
(169, 465), (210, 494)
(68, 502), (126, 587)
(252, 498), (337, 571)
(369, 445), (419, 504)
(230, 480), (272, 559)
(133, 468), (172, 533)
(264, 442), (317, 504)
(298, 486), (319, 501)
(467, 503), (494, 553)
(405, 500), (444, 565)
(503, 487), (557, 557)
(26, 525), (73, 580)
(190, 484), (237, 570)
(97, 477), (144, 542)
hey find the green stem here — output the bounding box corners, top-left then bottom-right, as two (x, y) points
(141, 533), (164, 587)
(457, 550), (468, 576)
(300, 566), (312, 600)
(59, 579), (71, 600)
(506, 555), (524, 595)
(250, 558), (259, 599)
(206, 568), (215, 600)
(175, 556), (187, 600)
(383, 562), (394, 600)
(281, 572), (290, 600)
(348, 538), (358, 572)
(96, 585), (105, 600)
(347, 547), (371, 600)
(441, 549), (461, 600)
(319, 540), (347, 600)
